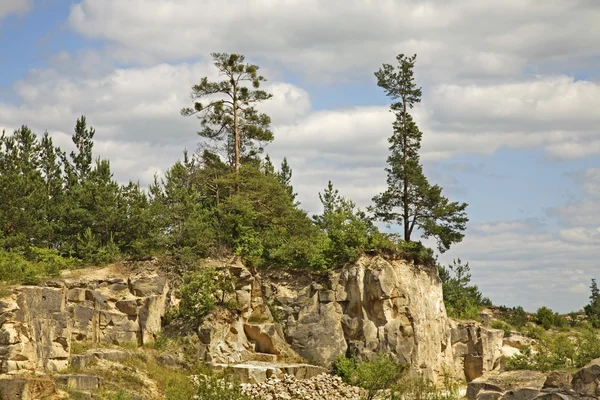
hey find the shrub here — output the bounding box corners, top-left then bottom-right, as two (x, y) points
(354, 355), (407, 400)
(505, 306), (528, 329)
(398, 240), (436, 266)
(177, 267), (236, 322)
(394, 375), (461, 400)
(194, 370), (252, 400)
(506, 329), (600, 371)
(332, 355), (356, 384)
(491, 320), (513, 337)
(0, 247), (78, 285)
(523, 324), (545, 340)
(534, 307), (564, 330)
(439, 258), (490, 320)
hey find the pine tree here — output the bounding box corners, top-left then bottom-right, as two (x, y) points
(584, 278), (600, 328)
(371, 54), (468, 252)
(277, 157), (297, 202)
(181, 53), (273, 176)
(39, 132), (66, 248)
(70, 116), (95, 182)
(0, 126), (47, 248)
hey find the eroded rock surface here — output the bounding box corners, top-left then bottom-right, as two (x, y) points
(0, 266), (171, 374)
(450, 321), (504, 381)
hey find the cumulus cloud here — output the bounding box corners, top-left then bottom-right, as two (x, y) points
(438, 219), (599, 313)
(66, 0), (600, 82)
(548, 167), (600, 227)
(0, 0), (31, 19)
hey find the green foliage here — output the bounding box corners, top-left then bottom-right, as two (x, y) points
(523, 324), (546, 340)
(393, 375), (460, 400)
(314, 181), (394, 267)
(397, 240), (436, 266)
(177, 267), (236, 322)
(181, 53), (273, 172)
(584, 279), (600, 328)
(491, 320), (513, 337)
(506, 329), (600, 371)
(534, 306), (564, 330)
(439, 259), (491, 319)
(370, 54), (468, 253)
(194, 369), (252, 400)
(503, 306), (528, 329)
(0, 247), (77, 285)
(333, 354), (357, 384)
(333, 355), (407, 400)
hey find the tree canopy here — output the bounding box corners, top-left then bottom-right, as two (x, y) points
(371, 54), (468, 252)
(181, 53), (273, 175)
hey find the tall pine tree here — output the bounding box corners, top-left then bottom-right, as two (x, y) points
(181, 53), (273, 175)
(371, 54), (468, 253)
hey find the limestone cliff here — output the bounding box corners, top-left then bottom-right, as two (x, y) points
(198, 255), (503, 383)
(0, 264), (171, 374)
(0, 254), (503, 396)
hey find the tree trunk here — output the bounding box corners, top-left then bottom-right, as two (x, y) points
(402, 99), (410, 242)
(233, 81), (240, 193)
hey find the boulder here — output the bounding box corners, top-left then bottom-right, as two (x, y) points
(502, 388), (543, 400)
(450, 321), (504, 381)
(543, 371), (572, 390)
(467, 371), (547, 400)
(571, 357), (600, 397)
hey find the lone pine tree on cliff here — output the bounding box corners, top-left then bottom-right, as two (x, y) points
(181, 53), (273, 177)
(371, 54), (468, 253)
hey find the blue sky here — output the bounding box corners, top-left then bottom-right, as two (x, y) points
(1, 0), (600, 312)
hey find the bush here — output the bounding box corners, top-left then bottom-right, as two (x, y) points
(332, 355), (407, 400)
(332, 354), (356, 384)
(491, 320), (513, 337)
(523, 324), (545, 340)
(394, 375), (460, 400)
(506, 329), (600, 371)
(398, 240), (436, 266)
(0, 247), (78, 285)
(439, 258), (490, 320)
(355, 356), (407, 400)
(503, 306), (528, 329)
(194, 370), (252, 400)
(178, 267), (236, 322)
(534, 307), (563, 330)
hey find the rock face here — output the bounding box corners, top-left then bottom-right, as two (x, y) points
(449, 321), (504, 382)
(0, 267), (171, 374)
(196, 255), (504, 383)
(280, 256), (454, 380)
(571, 357), (600, 396)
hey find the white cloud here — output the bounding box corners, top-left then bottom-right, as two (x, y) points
(66, 0), (600, 82)
(548, 167), (600, 227)
(439, 219), (600, 313)
(0, 0), (31, 19)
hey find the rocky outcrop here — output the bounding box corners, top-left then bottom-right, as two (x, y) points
(266, 256), (456, 380)
(571, 358), (600, 396)
(195, 255), (505, 383)
(450, 321), (504, 381)
(0, 266), (171, 374)
(466, 371), (547, 400)
(464, 366), (600, 400)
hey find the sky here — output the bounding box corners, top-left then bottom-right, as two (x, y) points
(1, 0), (600, 313)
